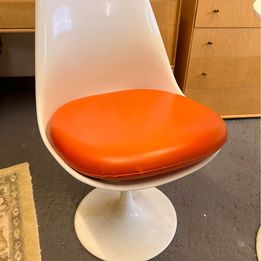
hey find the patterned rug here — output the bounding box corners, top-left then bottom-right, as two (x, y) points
(0, 163), (41, 261)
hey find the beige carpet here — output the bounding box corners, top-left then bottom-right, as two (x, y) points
(0, 163), (41, 261)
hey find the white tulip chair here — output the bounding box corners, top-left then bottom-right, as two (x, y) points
(35, 1), (227, 260)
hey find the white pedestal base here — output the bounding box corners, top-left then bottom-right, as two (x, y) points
(74, 188), (177, 261)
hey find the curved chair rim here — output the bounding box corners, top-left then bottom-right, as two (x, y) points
(38, 123), (219, 191)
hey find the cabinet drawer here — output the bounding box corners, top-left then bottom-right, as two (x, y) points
(190, 28), (260, 58)
(185, 57), (260, 89)
(0, 0), (34, 29)
(186, 57), (260, 89)
(195, 0), (261, 28)
(185, 87), (260, 117)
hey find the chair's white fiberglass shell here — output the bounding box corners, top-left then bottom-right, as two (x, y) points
(36, 0), (217, 190)
(254, 0), (261, 16)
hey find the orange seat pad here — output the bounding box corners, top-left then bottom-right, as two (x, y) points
(48, 89), (227, 180)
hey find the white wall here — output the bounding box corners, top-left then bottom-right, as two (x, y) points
(0, 33), (35, 77)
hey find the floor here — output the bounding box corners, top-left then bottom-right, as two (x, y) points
(0, 77), (260, 261)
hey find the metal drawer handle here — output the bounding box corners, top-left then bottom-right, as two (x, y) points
(213, 9), (220, 13)
(201, 72), (208, 77)
(207, 41), (213, 45)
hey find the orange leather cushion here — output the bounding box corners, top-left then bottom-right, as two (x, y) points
(48, 89), (227, 180)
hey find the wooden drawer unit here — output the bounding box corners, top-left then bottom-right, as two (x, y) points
(0, 0), (34, 30)
(196, 0), (261, 28)
(175, 0), (261, 118)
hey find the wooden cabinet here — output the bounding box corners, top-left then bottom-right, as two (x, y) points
(175, 0), (261, 118)
(0, 0), (181, 67)
(0, 0), (34, 31)
(151, 0), (181, 66)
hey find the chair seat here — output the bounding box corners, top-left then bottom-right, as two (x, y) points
(48, 89), (227, 180)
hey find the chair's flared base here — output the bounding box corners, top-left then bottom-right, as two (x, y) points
(74, 188), (177, 261)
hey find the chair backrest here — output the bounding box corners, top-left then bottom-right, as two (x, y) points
(35, 0), (182, 128)
(35, 0), (219, 191)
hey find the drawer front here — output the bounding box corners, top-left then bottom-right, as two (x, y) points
(185, 87), (260, 116)
(151, 0), (181, 64)
(190, 28), (260, 58)
(185, 57), (260, 89)
(0, 1), (34, 29)
(195, 0), (261, 28)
